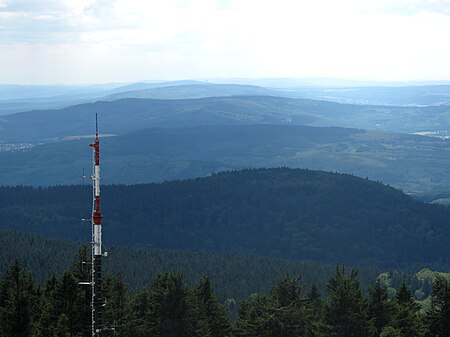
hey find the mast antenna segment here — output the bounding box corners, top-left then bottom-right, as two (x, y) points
(88, 113), (104, 337)
(96, 112), (99, 137)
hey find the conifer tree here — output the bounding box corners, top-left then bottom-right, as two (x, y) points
(53, 314), (72, 337)
(124, 272), (189, 337)
(306, 283), (326, 337)
(123, 289), (152, 337)
(150, 272), (189, 337)
(235, 293), (271, 337)
(34, 275), (59, 337)
(53, 270), (84, 336)
(69, 245), (91, 336)
(236, 274), (310, 337)
(103, 274), (128, 337)
(425, 275), (450, 337)
(188, 276), (231, 337)
(267, 274), (309, 337)
(367, 280), (393, 337)
(307, 283), (323, 314)
(392, 282), (423, 337)
(0, 260), (36, 337)
(325, 266), (369, 337)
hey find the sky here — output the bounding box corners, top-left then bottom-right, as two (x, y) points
(1, 0), (450, 84)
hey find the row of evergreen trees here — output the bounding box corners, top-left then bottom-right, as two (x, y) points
(1, 248), (449, 337)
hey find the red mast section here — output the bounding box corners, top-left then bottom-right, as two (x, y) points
(90, 115), (103, 227)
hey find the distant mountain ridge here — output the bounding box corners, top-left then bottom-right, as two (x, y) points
(1, 80), (449, 115)
(0, 81), (211, 115)
(103, 83), (274, 100)
(1, 95), (450, 143)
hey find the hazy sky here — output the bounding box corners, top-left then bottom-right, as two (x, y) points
(1, 0), (450, 84)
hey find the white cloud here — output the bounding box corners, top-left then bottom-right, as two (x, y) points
(1, 0), (450, 83)
(379, 0), (450, 15)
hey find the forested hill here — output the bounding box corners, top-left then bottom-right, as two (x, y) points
(1, 168), (449, 268)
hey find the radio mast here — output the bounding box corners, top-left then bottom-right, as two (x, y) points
(89, 113), (104, 337)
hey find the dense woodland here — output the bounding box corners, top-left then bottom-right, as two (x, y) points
(1, 254), (449, 337)
(1, 168), (450, 269)
(4, 230), (442, 303)
(2, 168), (450, 336)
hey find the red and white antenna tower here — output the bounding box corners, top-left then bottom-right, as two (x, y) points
(89, 113), (104, 337)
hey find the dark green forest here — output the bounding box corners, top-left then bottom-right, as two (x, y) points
(1, 229), (425, 301)
(0, 229), (347, 300)
(1, 256), (449, 337)
(1, 168), (450, 268)
(2, 229), (444, 304)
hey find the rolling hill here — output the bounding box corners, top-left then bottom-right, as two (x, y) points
(1, 95), (450, 144)
(1, 168), (449, 269)
(1, 124), (450, 194)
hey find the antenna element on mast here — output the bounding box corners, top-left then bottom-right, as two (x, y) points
(89, 113), (104, 337)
